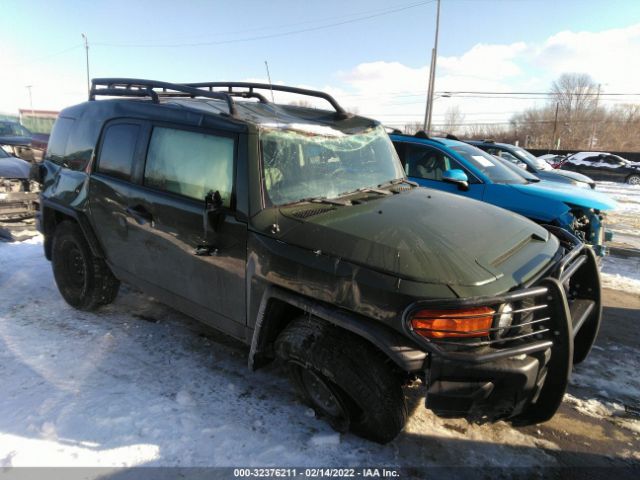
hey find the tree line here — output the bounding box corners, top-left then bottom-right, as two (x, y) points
(403, 73), (640, 152)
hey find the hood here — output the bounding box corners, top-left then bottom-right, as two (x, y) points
(541, 169), (594, 185)
(0, 136), (32, 146)
(509, 181), (616, 211)
(275, 188), (556, 287)
(0, 157), (31, 178)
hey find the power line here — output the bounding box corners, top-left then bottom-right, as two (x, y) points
(94, 0), (435, 48)
(439, 90), (640, 96)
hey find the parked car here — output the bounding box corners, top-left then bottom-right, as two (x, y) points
(0, 120), (48, 162)
(467, 140), (595, 189)
(36, 79), (603, 443)
(391, 133), (615, 256)
(0, 147), (39, 222)
(538, 153), (568, 168)
(558, 152), (640, 185)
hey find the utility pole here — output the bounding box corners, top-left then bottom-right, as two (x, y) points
(81, 33), (90, 97)
(588, 83), (601, 149)
(422, 0), (441, 134)
(25, 85), (34, 113)
(550, 102), (559, 152)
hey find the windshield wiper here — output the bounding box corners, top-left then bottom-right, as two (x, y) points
(378, 178), (418, 188)
(338, 186), (392, 197)
(295, 196), (351, 206)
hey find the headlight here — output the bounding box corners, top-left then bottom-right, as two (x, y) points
(410, 306), (495, 339)
(494, 303), (513, 338)
(1, 144), (15, 155)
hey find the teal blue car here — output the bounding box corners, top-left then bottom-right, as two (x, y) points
(390, 133), (617, 255)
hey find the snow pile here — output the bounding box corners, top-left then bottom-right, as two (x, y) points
(598, 181), (640, 249)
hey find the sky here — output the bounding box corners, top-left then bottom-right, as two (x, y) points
(2, 0), (640, 128)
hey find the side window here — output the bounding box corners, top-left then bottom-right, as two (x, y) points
(404, 145), (464, 181)
(45, 117), (75, 166)
(97, 124), (140, 181)
(496, 149), (520, 164)
(144, 127), (234, 206)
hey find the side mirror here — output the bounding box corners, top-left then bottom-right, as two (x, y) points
(442, 169), (469, 191)
(203, 190), (225, 234)
(197, 191), (226, 256)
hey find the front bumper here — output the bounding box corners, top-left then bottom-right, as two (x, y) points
(0, 191), (39, 221)
(404, 226), (602, 424)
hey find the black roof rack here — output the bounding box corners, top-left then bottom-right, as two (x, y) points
(90, 78), (237, 116)
(90, 78), (350, 120)
(183, 82), (350, 119)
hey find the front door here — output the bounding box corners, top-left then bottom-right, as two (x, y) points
(90, 122), (247, 338)
(397, 143), (485, 200)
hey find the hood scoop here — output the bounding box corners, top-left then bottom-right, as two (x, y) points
(286, 206), (335, 219)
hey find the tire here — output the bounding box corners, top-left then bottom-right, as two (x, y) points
(626, 174), (640, 185)
(51, 221), (120, 311)
(275, 316), (407, 444)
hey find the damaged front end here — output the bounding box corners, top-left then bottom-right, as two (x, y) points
(403, 226), (601, 424)
(560, 206), (611, 257)
(0, 177), (39, 240)
(0, 177), (39, 221)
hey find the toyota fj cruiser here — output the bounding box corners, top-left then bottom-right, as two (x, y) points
(35, 79), (602, 443)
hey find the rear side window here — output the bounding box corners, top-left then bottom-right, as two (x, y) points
(144, 127), (234, 206)
(97, 124), (140, 181)
(46, 117), (75, 166)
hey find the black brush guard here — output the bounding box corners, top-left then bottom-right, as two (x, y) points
(403, 226), (601, 423)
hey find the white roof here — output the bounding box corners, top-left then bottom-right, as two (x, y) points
(567, 151), (608, 160)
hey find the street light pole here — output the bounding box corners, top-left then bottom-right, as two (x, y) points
(81, 33), (90, 97)
(422, 0), (441, 134)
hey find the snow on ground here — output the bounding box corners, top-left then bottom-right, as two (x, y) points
(601, 255), (640, 294)
(598, 181), (640, 250)
(0, 236), (563, 470)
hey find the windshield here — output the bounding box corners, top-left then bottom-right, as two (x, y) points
(450, 144), (527, 184)
(260, 124), (405, 205)
(513, 147), (552, 171)
(0, 122), (31, 137)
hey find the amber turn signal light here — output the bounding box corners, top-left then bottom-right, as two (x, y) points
(410, 306), (495, 338)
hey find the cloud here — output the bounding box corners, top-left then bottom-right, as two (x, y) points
(330, 23), (640, 129)
(438, 42), (527, 79)
(534, 23), (640, 91)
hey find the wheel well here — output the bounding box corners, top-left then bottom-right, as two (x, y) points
(251, 298), (304, 369)
(42, 207), (77, 260)
(251, 295), (420, 380)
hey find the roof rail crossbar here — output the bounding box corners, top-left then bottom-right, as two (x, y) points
(184, 82), (350, 119)
(90, 78), (237, 116)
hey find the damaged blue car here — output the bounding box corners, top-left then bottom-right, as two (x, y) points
(391, 132), (617, 255)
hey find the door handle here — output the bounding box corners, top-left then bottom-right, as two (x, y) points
(126, 205), (153, 225)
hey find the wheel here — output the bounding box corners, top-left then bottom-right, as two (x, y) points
(275, 316), (407, 444)
(51, 221), (120, 311)
(626, 174), (640, 185)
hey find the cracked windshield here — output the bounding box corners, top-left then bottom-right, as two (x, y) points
(260, 124), (405, 205)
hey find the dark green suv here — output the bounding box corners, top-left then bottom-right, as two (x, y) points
(35, 79), (602, 443)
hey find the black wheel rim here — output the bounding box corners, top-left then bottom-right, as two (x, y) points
(298, 367), (350, 431)
(62, 242), (87, 291)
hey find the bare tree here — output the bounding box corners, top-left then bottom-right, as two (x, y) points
(441, 105), (465, 134)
